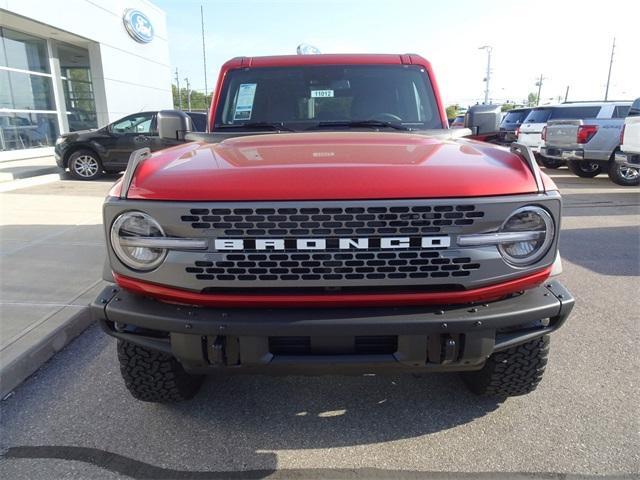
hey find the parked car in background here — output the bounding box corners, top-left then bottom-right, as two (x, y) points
(450, 114), (465, 128)
(55, 111), (207, 180)
(540, 101), (634, 186)
(496, 107), (531, 145)
(517, 107), (556, 166)
(185, 111), (208, 132)
(519, 103), (608, 169)
(614, 98), (640, 184)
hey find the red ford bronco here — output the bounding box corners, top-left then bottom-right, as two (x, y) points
(92, 54), (574, 402)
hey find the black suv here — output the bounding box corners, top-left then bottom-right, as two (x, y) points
(54, 111), (206, 180)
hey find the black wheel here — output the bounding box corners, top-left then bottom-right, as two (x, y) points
(608, 160), (640, 187)
(68, 149), (103, 180)
(117, 340), (204, 403)
(461, 335), (550, 397)
(567, 160), (602, 178)
(539, 157), (564, 169)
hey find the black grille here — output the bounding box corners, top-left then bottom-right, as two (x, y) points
(186, 251), (480, 282)
(180, 204), (484, 236)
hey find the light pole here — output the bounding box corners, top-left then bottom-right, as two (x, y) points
(478, 45), (492, 104)
(604, 37), (615, 101)
(174, 68), (182, 110)
(201, 5), (208, 99)
(535, 74), (546, 106)
(184, 77), (191, 111)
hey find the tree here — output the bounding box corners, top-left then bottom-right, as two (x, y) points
(446, 104), (460, 119)
(172, 84), (212, 111)
(527, 92), (539, 107)
(501, 103), (516, 112)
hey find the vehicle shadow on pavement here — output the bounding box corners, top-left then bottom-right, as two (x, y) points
(560, 226), (640, 276)
(58, 171), (122, 183)
(1, 326), (503, 478)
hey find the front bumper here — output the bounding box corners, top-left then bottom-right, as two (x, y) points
(92, 281), (574, 374)
(541, 146), (584, 161)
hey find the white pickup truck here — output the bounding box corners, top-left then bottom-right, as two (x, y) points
(615, 98), (640, 184)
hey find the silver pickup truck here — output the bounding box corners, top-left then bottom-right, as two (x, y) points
(541, 101), (636, 186)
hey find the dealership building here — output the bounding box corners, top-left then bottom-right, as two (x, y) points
(0, 0), (172, 160)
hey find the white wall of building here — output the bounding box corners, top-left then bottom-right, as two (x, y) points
(0, 0), (172, 124)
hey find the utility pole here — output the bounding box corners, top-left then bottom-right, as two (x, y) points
(564, 85), (570, 103)
(175, 68), (182, 110)
(201, 5), (208, 101)
(604, 37), (615, 101)
(478, 45), (492, 104)
(535, 74), (545, 106)
(184, 77), (191, 111)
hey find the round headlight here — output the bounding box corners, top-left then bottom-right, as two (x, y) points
(498, 206), (554, 266)
(110, 211), (166, 271)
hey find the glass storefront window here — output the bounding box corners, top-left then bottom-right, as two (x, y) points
(0, 29), (100, 151)
(0, 27), (50, 73)
(59, 43), (98, 131)
(0, 112), (59, 151)
(0, 69), (55, 110)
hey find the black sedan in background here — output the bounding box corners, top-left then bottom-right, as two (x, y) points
(55, 111), (207, 180)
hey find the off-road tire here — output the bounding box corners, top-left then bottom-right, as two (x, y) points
(117, 340), (203, 403)
(607, 160), (640, 187)
(461, 335), (550, 397)
(539, 157), (564, 169)
(68, 149), (103, 180)
(567, 160), (601, 178)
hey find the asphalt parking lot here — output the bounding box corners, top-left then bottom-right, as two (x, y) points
(0, 169), (638, 479)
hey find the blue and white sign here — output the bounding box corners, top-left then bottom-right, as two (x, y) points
(123, 9), (154, 43)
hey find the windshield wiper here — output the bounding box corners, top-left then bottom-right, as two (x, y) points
(216, 122), (295, 132)
(308, 120), (412, 131)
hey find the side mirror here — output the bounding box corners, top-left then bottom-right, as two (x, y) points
(464, 104), (502, 135)
(157, 110), (192, 141)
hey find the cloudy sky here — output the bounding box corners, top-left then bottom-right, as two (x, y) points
(154, 0), (639, 107)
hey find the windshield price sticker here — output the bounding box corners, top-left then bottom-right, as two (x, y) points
(233, 83), (257, 121)
(311, 89), (334, 98)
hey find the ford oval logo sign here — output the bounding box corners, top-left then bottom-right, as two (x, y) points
(123, 9), (153, 43)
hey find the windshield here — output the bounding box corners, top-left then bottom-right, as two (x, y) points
(214, 65), (443, 131)
(523, 108), (552, 124)
(549, 106), (601, 120)
(501, 110), (530, 126)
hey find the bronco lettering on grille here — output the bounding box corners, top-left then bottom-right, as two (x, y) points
(213, 236), (451, 251)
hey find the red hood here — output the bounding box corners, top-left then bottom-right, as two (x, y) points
(122, 132), (541, 201)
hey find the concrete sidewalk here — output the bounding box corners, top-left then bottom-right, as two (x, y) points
(0, 176), (114, 397)
(0, 156), (61, 182)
